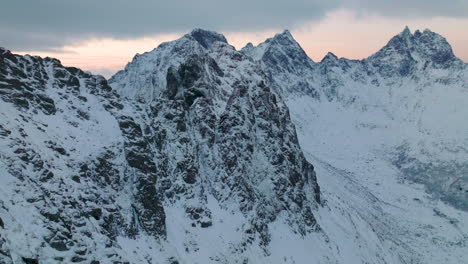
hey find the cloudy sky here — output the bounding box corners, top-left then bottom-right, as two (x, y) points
(2, 0), (467, 77)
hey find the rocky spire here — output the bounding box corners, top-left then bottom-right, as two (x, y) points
(241, 29), (314, 73)
(321, 52), (339, 63)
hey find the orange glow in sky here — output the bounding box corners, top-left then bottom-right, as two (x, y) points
(14, 10), (468, 78)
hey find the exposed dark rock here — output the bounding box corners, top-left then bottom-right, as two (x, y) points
(0, 28), (325, 262)
(21, 257), (38, 264)
(86, 208), (102, 220)
(71, 175), (81, 183)
(39, 170), (54, 182)
(0, 125), (11, 137)
(49, 239), (68, 251)
(188, 28), (228, 49)
(168, 257), (179, 264)
(71, 256), (87, 262)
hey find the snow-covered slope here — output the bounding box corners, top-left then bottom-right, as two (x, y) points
(0, 47), (169, 263)
(243, 26), (468, 210)
(1, 27), (467, 264)
(0, 30), (322, 263)
(243, 26), (468, 263)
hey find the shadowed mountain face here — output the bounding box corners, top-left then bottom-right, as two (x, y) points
(0, 27), (467, 264)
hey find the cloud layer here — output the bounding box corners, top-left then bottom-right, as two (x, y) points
(1, 0), (467, 51)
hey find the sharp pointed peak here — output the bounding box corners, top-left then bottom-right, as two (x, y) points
(271, 29), (295, 41)
(280, 29), (292, 37)
(321, 52), (339, 62)
(393, 26), (414, 42)
(398, 27), (437, 39)
(368, 27), (459, 70)
(262, 29), (302, 50)
(402, 26), (411, 35)
(382, 26), (416, 48)
(326, 52), (338, 58)
(244, 42), (254, 49)
(320, 52), (340, 66)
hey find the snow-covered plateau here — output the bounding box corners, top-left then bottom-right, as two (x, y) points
(0, 27), (467, 263)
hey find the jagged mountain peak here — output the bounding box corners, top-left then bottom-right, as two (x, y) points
(123, 28), (229, 66)
(239, 30), (318, 98)
(382, 26), (415, 52)
(270, 29), (295, 43)
(110, 28), (236, 102)
(241, 29), (311, 61)
(265, 29), (308, 56)
(319, 52), (347, 70)
(412, 28), (458, 63)
(366, 27), (461, 76)
(321, 52), (339, 62)
(385, 26), (454, 55)
(0, 47), (61, 66)
(243, 42), (254, 49)
(241, 29), (314, 80)
(182, 28), (228, 49)
(400, 25), (411, 37)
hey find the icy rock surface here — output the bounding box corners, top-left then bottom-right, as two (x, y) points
(0, 47), (166, 263)
(111, 29), (321, 251)
(0, 30), (320, 263)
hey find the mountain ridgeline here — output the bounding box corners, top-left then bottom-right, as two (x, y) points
(0, 27), (467, 263)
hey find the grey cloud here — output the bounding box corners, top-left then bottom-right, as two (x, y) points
(0, 0), (466, 51)
(347, 0), (468, 18)
(0, 0), (341, 51)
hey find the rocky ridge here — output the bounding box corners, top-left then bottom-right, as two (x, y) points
(0, 29), (320, 263)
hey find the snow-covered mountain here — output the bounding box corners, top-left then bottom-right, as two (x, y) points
(0, 30), (321, 263)
(242, 26), (468, 210)
(0, 27), (467, 264)
(242, 26), (468, 263)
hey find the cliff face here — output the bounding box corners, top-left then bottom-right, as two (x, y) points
(110, 29), (321, 251)
(0, 29), (320, 263)
(0, 46), (167, 263)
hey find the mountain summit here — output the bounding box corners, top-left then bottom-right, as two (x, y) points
(367, 26), (462, 76)
(241, 29), (313, 69)
(185, 28), (228, 49)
